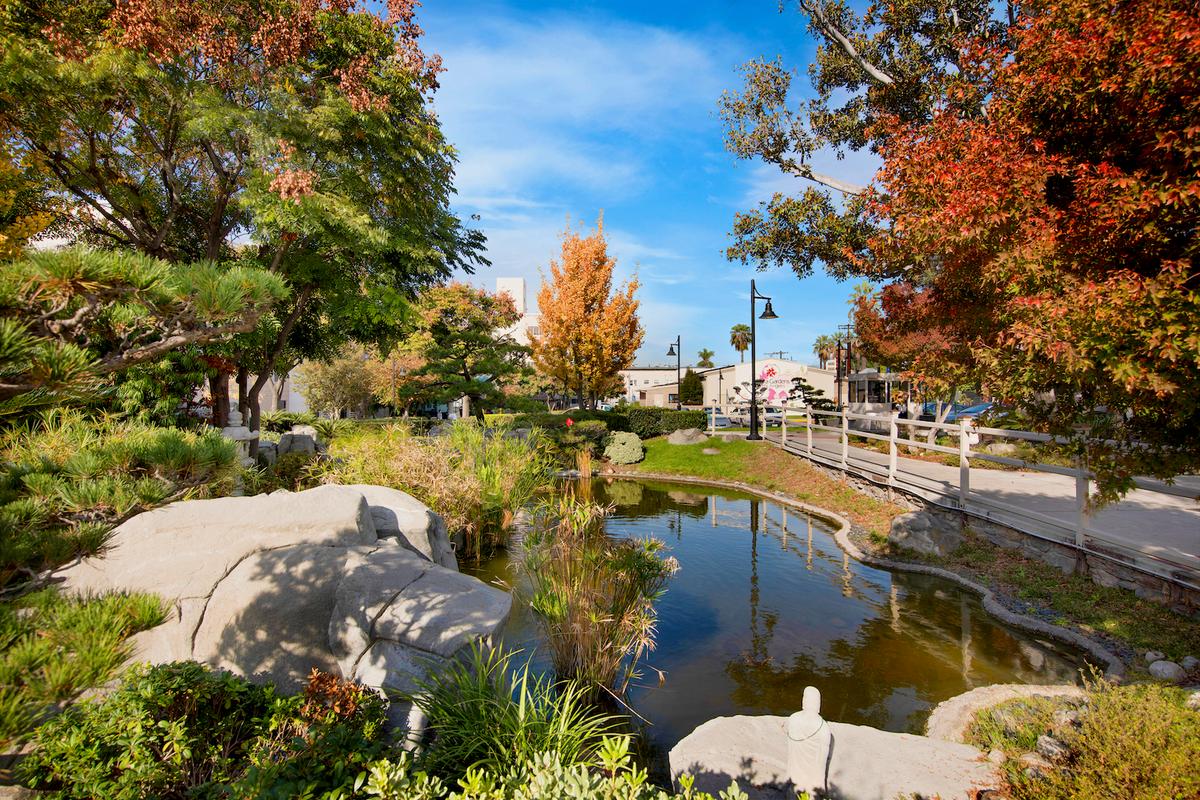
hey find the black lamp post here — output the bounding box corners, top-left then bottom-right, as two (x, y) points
(748, 279), (778, 441)
(666, 335), (681, 409)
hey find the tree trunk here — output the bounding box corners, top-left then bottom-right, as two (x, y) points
(209, 373), (230, 428)
(236, 366), (249, 419)
(244, 285), (314, 449)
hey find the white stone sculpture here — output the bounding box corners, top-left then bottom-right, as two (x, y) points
(221, 409), (259, 468)
(787, 686), (832, 796)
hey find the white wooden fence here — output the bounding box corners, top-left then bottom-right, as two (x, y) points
(770, 407), (1200, 590)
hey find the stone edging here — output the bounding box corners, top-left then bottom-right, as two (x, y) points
(591, 469), (1125, 678)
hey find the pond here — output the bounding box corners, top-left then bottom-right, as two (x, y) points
(464, 478), (1088, 755)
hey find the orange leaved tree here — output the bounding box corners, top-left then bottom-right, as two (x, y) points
(531, 217), (643, 409)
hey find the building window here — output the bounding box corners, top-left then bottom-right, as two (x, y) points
(528, 325), (540, 337)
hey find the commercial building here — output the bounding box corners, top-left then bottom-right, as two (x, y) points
(633, 359), (837, 409)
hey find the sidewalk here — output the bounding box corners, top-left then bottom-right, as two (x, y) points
(765, 430), (1200, 581)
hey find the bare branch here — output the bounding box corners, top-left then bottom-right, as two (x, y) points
(799, 0), (895, 86)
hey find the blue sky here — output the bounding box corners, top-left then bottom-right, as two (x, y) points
(420, 0), (879, 368)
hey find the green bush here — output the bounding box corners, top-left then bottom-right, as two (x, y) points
(968, 675), (1200, 800)
(625, 408), (706, 439)
(509, 411), (630, 433)
(23, 662), (389, 799)
(260, 410), (318, 433)
(603, 432), (644, 464)
(271, 450), (323, 492)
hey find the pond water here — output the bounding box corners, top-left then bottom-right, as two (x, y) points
(464, 478), (1088, 754)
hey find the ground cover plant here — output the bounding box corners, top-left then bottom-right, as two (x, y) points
(518, 495), (678, 702)
(968, 676), (1200, 800)
(0, 589), (165, 750)
(23, 662), (390, 799)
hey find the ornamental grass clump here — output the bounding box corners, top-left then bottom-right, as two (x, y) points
(519, 494), (678, 702)
(0, 409), (238, 588)
(408, 643), (619, 779)
(324, 420), (553, 558)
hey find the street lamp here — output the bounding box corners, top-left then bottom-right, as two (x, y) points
(666, 335), (681, 409)
(748, 279), (779, 441)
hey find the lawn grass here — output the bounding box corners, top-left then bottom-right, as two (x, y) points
(631, 437), (904, 538)
(626, 435), (1200, 663)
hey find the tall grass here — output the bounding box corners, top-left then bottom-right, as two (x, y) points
(325, 420), (553, 558)
(408, 644), (620, 779)
(519, 494), (678, 703)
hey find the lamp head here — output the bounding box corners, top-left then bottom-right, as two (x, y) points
(759, 299), (779, 320)
(667, 344), (677, 357)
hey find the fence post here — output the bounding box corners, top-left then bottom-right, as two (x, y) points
(888, 412), (899, 487)
(958, 418), (971, 507)
(840, 408), (849, 469)
(1074, 466), (1089, 550)
(781, 407), (788, 446)
(805, 406), (813, 455)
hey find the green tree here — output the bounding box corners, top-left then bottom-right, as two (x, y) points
(406, 284), (529, 421)
(295, 346), (376, 419)
(729, 324), (752, 363)
(696, 348), (716, 368)
(0, 249), (285, 417)
(789, 377), (834, 411)
(0, 0), (485, 429)
(678, 368), (704, 406)
(811, 335), (836, 369)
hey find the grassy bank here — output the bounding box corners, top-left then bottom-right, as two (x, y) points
(625, 436), (1200, 665)
(628, 437), (904, 538)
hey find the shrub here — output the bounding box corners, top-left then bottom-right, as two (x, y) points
(23, 662), (389, 799)
(969, 674), (1200, 800)
(571, 420), (609, 452)
(519, 495), (678, 700)
(260, 410), (318, 433)
(0, 589), (166, 749)
(408, 644), (619, 779)
(603, 432), (644, 465)
(625, 408), (705, 439)
(509, 411), (630, 434)
(357, 737), (749, 799)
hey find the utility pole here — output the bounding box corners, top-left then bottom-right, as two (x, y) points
(766, 350), (790, 360)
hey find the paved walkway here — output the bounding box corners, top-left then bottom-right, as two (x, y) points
(764, 430), (1200, 582)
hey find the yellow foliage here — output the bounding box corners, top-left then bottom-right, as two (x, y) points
(530, 215), (643, 405)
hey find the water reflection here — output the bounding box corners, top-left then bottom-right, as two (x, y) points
(466, 479), (1087, 753)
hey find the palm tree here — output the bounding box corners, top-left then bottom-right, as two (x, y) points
(812, 335), (836, 369)
(697, 348), (715, 368)
(729, 324), (752, 363)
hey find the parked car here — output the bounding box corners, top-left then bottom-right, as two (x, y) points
(918, 402), (994, 423)
(709, 414), (733, 429)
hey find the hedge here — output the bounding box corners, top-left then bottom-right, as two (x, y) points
(625, 407), (706, 438)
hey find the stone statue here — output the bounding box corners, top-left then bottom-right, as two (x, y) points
(787, 686), (832, 796)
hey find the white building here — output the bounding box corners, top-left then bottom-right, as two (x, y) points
(495, 277), (540, 346)
(636, 359), (837, 409)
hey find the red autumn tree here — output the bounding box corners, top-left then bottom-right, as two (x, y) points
(852, 0), (1200, 498)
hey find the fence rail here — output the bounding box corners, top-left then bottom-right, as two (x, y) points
(762, 406), (1200, 591)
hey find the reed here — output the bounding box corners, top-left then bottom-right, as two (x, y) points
(518, 493), (678, 702)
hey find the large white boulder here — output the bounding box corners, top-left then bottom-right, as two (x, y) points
(670, 714), (998, 800)
(667, 428), (709, 445)
(343, 484), (457, 570)
(53, 484), (503, 705)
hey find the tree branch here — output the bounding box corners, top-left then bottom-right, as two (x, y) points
(799, 0), (895, 86)
(94, 311), (267, 375)
(783, 159), (868, 196)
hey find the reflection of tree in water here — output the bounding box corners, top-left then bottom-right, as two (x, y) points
(594, 479), (740, 520)
(725, 547), (1082, 732)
